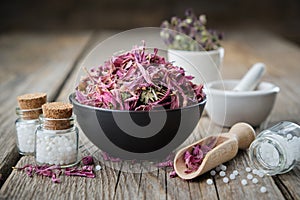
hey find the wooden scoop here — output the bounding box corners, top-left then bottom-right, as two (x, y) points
(173, 123), (256, 180)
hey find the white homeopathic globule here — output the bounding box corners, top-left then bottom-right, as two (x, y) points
(249, 121), (300, 175)
(35, 130), (78, 166)
(16, 122), (37, 153)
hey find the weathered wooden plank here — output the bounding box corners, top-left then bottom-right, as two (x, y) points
(223, 29), (300, 199)
(223, 29), (300, 123)
(177, 118), (284, 200)
(279, 166), (300, 200)
(1, 155), (120, 200)
(114, 170), (164, 200)
(0, 32), (122, 200)
(56, 31), (168, 200)
(213, 152), (285, 200)
(51, 30), (299, 200)
(1, 29), (299, 200)
(0, 32), (91, 188)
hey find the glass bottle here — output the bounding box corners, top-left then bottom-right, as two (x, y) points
(249, 121), (300, 175)
(15, 107), (41, 155)
(35, 115), (79, 167)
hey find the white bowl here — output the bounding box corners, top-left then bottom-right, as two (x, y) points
(168, 48), (224, 84)
(205, 80), (280, 127)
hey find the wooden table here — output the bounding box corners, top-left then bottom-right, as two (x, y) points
(0, 29), (299, 200)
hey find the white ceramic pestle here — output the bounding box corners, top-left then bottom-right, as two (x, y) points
(233, 63), (266, 91)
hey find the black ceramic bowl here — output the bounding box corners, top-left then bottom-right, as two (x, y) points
(69, 93), (206, 160)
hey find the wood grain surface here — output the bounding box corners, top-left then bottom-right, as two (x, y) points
(0, 32), (91, 187)
(0, 29), (299, 200)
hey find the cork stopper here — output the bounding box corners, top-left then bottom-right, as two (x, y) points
(17, 93), (47, 109)
(42, 102), (73, 130)
(17, 93), (47, 119)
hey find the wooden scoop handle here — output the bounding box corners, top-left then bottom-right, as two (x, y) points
(223, 122), (256, 149)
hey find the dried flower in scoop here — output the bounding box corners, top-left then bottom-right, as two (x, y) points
(183, 136), (218, 173)
(156, 136), (218, 178)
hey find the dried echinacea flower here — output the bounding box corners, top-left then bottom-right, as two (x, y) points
(156, 160), (173, 168)
(169, 170), (177, 178)
(101, 152), (121, 162)
(156, 136), (218, 178)
(160, 9), (223, 51)
(65, 165), (95, 178)
(82, 155), (94, 165)
(75, 43), (205, 111)
(183, 137), (217, 174)
(13, 165), (62, 183)
(13, 156), (97, 183)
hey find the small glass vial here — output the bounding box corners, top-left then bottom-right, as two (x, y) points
(15, 93), (47, 155)
(15, 107), (41, 155)
(249, 121), (300, 175)
(35, 102), (79, 167)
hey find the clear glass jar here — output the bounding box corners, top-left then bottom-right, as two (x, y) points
(15, 107), (41, 155)
(249, 121), (300, 175)
(35, 115), (79, 167)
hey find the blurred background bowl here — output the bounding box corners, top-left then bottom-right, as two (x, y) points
(205, 80), (280, 127)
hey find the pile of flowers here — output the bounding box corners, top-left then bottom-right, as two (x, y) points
(76, 43), (205, 111)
